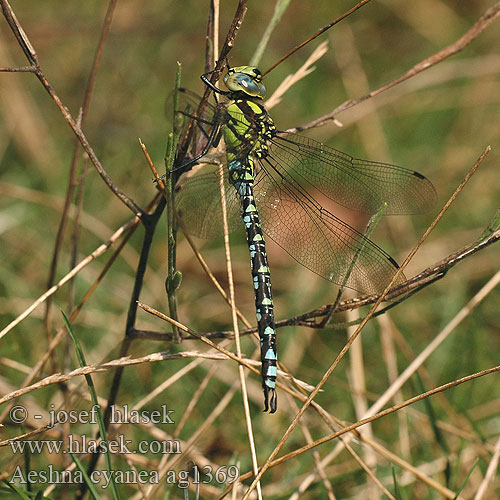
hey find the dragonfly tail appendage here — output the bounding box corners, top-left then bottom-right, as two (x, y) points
(258, 300), (278, 414)
(263, 386), (278, 414)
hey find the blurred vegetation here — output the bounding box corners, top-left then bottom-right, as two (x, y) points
(1, 0), (500, 498)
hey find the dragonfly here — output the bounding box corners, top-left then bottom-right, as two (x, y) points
(169, 65), (437, 413)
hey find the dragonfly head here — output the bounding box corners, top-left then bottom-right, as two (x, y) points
(224, 66), (266, 99)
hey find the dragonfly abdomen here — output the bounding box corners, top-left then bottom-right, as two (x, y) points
(224, 96), (279, 412)
(227, 153), (278, 413)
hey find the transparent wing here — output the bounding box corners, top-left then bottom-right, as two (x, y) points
(168, 88), (220, 165)
(171, 90), (436, 216)
(171, 92), (431, 293)
(172, 93), (264, 239)
(253, 157), (407, 295)
(270, 132), (437, 215)
(176, 158), (406, 295)
(167, 88), (217, 124)
(174, 164), (242, 239)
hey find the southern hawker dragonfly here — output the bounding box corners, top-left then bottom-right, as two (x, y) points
(168, 65), (437, 413)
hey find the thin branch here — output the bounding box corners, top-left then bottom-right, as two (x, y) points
(0, 0), (143, 216)
(280, 226), (500, 329)
(79, 197), (166, 492)
(250, 0), (292, 68)
(0, 0), (38, 65)
(0, 65), (36, 72)
(291, 1), (500, 132)
(0, 424), (53, 447)
(0, 351), (231, 406)
(217, 0), (248, 64)
(44, 0), (119, 336)
(263, 0), (372, 76)
(128, 225), (499, 343)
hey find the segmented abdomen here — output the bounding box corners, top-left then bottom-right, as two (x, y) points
(225, 98), (278, 412)
(227, 157), (277, 412)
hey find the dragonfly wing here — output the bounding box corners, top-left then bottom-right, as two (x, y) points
(168, 88), (217, 124)
(270, 132), (437, 215)
(173, 98), (264, 239)
(168, 88), (221, 167)
(175, 164), (242, 239)
(254, 158), (407, 296)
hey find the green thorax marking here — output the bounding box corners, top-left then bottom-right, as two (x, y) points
(220, 65), (276, 168)
(224, 99), (275, 167)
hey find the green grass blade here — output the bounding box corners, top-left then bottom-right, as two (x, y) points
(453, 457), (479, 499)
(69, 452), (101, 500)
(415, 373), (451, 485)
(451, 439), (466, 490)
(22, 425), (32, 495)
(250, 0), (292, 67)
(2, 480), (33, 499)
(345, 201), (387, 290)
(61, 311), (121, 500)
(330, 202), (388, 313)
(392, 466), (402, 500)
(164, 62), (182, 342)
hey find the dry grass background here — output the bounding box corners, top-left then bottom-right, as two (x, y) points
(1, 0), (500, 499)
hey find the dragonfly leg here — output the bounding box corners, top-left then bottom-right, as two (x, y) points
(156, 120), (222, 182)
(177, 110), (214, 138)
(201, 72), (231, 96)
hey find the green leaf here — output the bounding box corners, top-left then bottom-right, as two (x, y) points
(69, 452), (101, 500)
(61, 311), (121, 500)
(453, 457), (479, 499)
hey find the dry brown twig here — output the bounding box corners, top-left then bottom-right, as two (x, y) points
(290, 1), (500, 132)
(1, 0), (142, 215)
(265, 41), (329, 110)
(43, 0), (120, 347)
(262, 0), (372, 76)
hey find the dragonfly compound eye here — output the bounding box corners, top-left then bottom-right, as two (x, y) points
(224, 71), (266, 98)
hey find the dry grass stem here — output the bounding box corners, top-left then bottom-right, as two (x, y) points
(266, 41), (329, 110)
(292, 2), (500, 132)
(0, 217), (140, 340)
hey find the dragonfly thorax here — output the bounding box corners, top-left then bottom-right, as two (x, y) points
(224, 66), (266, 99)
